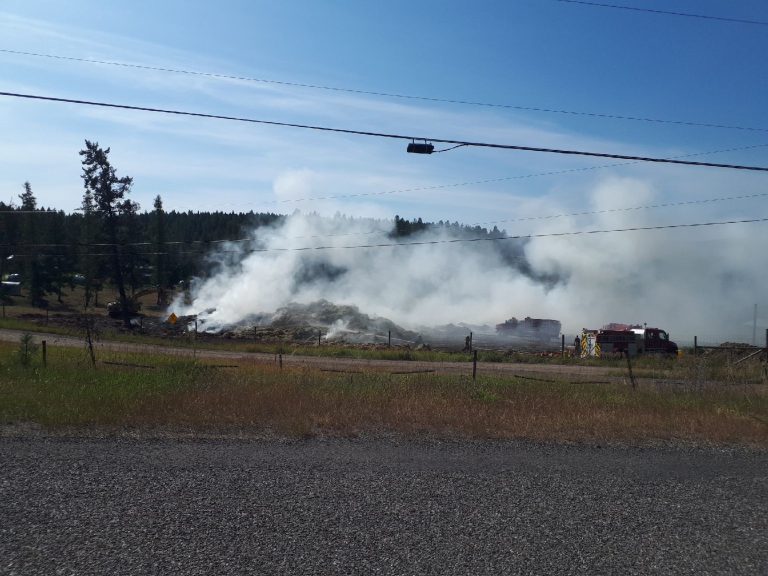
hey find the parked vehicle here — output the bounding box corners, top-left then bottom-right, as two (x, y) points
(106, 299), (141, 319)
(582, 327), (678, 357)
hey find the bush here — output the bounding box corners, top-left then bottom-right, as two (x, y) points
(17, 333), (38, 367)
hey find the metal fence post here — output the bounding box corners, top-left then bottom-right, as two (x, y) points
(472, 350), (478, 381)
(42, 340), (46, 367)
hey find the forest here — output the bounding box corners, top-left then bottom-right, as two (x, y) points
(1, 142), (509, 324)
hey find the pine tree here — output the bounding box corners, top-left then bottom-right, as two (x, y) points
(79, 189), (98, 308)
(19, 182), (46, 306)
(152, 195), (168, 305)
(79, 141), (138, 327)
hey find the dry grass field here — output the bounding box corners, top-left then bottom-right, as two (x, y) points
(1, 339), (765, 445)
(1, 285), (766, 445)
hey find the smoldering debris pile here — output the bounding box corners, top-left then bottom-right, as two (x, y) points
(495, 317), (562, 341)
(219, 299), (420, 344)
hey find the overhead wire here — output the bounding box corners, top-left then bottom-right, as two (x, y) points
(3, 91), (768, 172)
(1, 48), (766, 133)
(552, 0), (768, 27)
(169, 142), (768, 210)
(5, 216), (768, 257)
(5, 139), (765, 219)
(3, 189), (768, 248)
(474, 191), (768, 227)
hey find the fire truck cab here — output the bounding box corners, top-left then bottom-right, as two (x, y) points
(587, 327), (678, 358)
(631, 328), (678, 355)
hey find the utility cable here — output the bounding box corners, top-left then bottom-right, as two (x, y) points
(7, 216), (768, 257)
(3, 91), (768, 172)
(552, 1), (768, 27)
(172, 142), (768, 210)
(474, 191), (768, 227)
(3, 189), (766, 249)
(433, 144), (468, 153)
(2, 48), (767, 133)
(4, 140), (762, 216)
(113, 216), (768, 253)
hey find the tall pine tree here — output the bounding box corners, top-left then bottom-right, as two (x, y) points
(19, 182), (46, 306)
(152, 195), (168, 305)
(79, 141), (138, 327)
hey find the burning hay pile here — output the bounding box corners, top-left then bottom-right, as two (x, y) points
(219, 300), (420, 345)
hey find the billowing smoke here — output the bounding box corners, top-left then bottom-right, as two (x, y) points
(173, 176), (767, 343)
(172, 211), (558, 332)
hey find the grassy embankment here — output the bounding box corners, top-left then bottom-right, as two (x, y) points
(0, 339), (766, 445)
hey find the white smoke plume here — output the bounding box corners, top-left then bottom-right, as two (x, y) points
(173, 176), (768, 343)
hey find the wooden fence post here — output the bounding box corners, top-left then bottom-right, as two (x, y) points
(694, 335), (699, 388)
(626, 351), (636, 389)
(42, 340), (46, 367)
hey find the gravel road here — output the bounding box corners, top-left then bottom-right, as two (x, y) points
(1, 436), (765, 575)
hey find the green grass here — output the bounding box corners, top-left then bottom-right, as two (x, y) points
(1, 312), (764, 390)
(0, 343), (207, 426)
(0, 339), (766, 445)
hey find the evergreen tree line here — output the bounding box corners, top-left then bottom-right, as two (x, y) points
(0, 194), (282, 307)
(0, 141), (284, 325)
(1, 141), (516, 325)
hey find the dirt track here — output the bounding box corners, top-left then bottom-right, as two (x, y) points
(0, 328), (625, 382)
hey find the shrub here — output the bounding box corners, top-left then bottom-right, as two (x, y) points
(17, 333), (38, 367)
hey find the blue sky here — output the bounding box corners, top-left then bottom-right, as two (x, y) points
(1, 1), (768, 337)
(1, 0), (766, 224)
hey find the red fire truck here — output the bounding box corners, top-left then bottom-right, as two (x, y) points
(583, 327), (678, 357)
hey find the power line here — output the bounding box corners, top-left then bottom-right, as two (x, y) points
(2, 140), (762, 216)
(146, 188), (768, 238)
(174, 142), (768, 210)
(2, 48), (766, 134)
(3, 91), (768, 172)
(281, 217), (768, 252)
(3, 187), (767, 245)
(476, 192), (768, 227)
(552, 0), (768, 26)
(6, 217), (768, 257)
